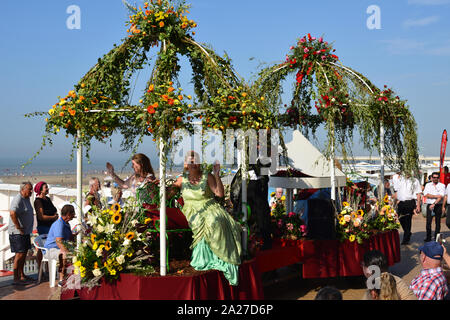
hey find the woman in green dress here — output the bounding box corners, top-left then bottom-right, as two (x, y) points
(172, 151), (242, 285)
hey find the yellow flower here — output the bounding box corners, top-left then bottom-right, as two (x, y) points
(339, 218), (346, 225)
(357, 209), (364, 216)
(280, 196), (286, 201)
(384, 195), (389, 203)
(74, 260), (82, 267)
(155, 11), (166, 21)
(92, 242), (98, 250)
(48, 109), (55, 115)
(349, 235), (356, 242)
(105, 240), (111, 251)
(112, 212), (122, 224)
(342, 202), (349, 207)
(271, 192), (276, 197)
(111, 203), (121, 214)
(142, 217), (151, 225)
(109, 269), (117, 276)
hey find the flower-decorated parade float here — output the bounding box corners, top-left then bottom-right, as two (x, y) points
(26, 0), (420, 299)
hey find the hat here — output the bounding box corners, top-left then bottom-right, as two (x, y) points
(34, 181), (46, 194)
(419, 241), (443, 260)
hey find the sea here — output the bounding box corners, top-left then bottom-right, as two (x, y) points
(0, 157), (188, 178)
(0, 157), (130, 177)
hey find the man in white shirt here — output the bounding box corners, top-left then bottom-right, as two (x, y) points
(423, 172), (445, 242)
(442, 182), (450, 230)
(395, 174), (422, 245)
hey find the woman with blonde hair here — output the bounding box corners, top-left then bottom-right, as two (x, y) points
(171, 151), (242, 285)
(370, 272), (401, 300)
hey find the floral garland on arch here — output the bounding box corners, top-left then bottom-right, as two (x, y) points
(138, 81), (195, 142)
(255, 34), (419, 175)
(201, 86), (275, 132)
(254, 34), (368, 163)
(26, 0), (273, 166)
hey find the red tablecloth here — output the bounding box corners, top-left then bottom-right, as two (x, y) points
(257, 230), (401, 279)
(61, 258), (263, 300)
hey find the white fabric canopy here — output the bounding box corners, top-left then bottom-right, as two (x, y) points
(269, 130), (346, 189)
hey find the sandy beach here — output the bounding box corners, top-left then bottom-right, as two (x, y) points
(0, 170), (184, 189)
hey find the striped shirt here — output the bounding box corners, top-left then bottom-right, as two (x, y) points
(410, 267), (448, 300)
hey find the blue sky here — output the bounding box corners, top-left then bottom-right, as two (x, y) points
(1, 0), (449, 170)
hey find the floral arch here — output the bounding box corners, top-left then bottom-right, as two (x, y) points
(254, 34), (419, 179)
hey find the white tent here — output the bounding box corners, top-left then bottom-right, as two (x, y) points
(269, 130), (347, 212)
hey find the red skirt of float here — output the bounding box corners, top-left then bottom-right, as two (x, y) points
(61, 204), (400, 300)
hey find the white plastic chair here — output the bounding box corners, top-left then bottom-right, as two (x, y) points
(32, 234), (58, 288)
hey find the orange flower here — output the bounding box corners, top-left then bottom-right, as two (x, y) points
(178, 95), (183, 100)
(161, 95), (169, 101)
(167, 99), (174, 106)
(159, 21), (164, 28)
(147, 106), (156, 114)
(181, 22), (188, 29)
(59, 112), (65, 117)
(167, 87), (175, 93)
(151, 102), (159, 108)
(148, 84), (154, 92)
(68, 109), (76, 116)
(175, 116), (182, 122)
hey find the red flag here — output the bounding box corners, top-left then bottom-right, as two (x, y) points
(439, 129), (447, 183)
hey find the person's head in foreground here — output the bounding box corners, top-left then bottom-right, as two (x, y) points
(418, 241), (443, 268)
(314, 286), (342, 300)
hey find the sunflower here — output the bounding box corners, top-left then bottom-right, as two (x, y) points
(144, 217), (152, 225)
(90, 233), (96, 244)
(357, 209), (364, 217)
(349, 235), (356, 242)
(112, 212), (122, 224)
(105, 240), (112, 251)
(111, 203), (121, 214)
(384, 195), (389, 203)
(342, 202), (350, 208)
(125, 232), (135, 241)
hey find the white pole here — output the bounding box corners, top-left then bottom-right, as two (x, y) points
(159, 140), (167, 276)
(76, 130), (83, 248)
(379, 124), (385, 201)
(241, 139), (248, 257)
(330, 128), (336, 202)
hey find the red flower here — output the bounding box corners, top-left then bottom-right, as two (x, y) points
(296, 71), (304, 84)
